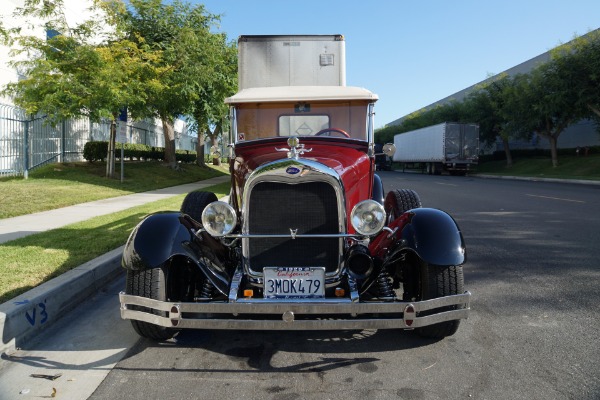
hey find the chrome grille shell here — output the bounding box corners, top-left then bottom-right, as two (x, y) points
(241, 159), (346, 281)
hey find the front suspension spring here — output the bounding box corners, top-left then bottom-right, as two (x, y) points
(376, 269), (395, 298)
(199, 279), (214, 299)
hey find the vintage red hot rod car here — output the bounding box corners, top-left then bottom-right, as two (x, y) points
(119, 84), (471, 341)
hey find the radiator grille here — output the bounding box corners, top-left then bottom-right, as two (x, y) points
(247, 181), (340, 272)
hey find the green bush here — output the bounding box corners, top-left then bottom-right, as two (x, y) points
(83, 141), (198, 163)
(123, 143), (150, 160)
(176, 150), (196, 163)
(83, 141), (108, 162)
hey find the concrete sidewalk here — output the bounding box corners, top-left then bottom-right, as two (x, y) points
(0, 175), (229, 354)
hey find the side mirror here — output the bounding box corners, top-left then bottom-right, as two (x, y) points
(382, 143), (396, 157)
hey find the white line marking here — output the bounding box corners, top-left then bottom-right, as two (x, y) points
(435, 182), (458, 187)
(526, 194), (585, 203)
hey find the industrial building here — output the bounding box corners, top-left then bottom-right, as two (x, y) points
(387, 29), (600, 152)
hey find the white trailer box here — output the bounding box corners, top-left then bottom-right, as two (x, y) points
(393, 122), (479, 175)
(237, 35), (346, 90)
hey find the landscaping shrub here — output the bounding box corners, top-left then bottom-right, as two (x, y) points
(83, 141), (108, 162)
(83, 141), (198, 163)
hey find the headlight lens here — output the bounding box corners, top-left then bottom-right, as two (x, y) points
(201, 201), (237, 237)
(350, 200), (386, 236)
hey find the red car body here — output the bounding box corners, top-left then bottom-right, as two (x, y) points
(120, 83), (471, 342)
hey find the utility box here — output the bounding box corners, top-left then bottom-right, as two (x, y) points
(237, 35), (346, 90)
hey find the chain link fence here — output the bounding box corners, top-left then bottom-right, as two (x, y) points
(0, 103), (197, 178)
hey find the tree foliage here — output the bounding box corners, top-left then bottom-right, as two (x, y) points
(188, 33), (237, 167)
(1, 0), (163, 177)
(509, 65), (579, 167)
(2, 0), (237, 174)
(551, 30), (600, 121)
(2, 0), (147, 123)
(462, 76), (516, 166)
(374, 101), (467, 144)
(102, 0), (233, 169)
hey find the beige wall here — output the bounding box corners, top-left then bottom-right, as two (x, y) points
(0, 0), (100, 105)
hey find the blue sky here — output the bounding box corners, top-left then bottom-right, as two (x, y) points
(197, 0), (600, 128)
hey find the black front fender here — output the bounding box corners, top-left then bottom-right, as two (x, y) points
(122, 212), (232, 295)
(372, 174), (384, 205)
(399, 208), (466, 266)
(122, 212), (195, 271)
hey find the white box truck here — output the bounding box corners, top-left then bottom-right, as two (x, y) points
(237, 35), (346, 89)
(393, 122), (479, 175)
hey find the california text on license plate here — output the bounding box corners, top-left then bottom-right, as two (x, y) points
(264, 267), (325, 299)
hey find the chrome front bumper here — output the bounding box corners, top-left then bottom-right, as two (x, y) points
(119, 291), (471, 330)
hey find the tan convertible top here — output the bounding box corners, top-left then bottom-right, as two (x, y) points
(225, 86), (378, 104)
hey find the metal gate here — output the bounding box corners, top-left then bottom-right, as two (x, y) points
(0, 104), (27, 177)
(0, 104), (197, 178)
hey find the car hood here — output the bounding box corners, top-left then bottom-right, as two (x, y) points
(230, 137), (373, 222)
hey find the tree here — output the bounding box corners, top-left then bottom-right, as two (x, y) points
(551, 30), (600, 121)
(374, 124), (400, 144)
(464, 75), (527, 167)
(375, 100), (470, 144)
(1, 0), (159, 178)
(189, 34), (237, 167)
(514, 64), (579, 167)
(105, 0), (226, 169)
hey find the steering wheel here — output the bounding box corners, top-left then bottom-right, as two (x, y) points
(314, 128), (350, 138)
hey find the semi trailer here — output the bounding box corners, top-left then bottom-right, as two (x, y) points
(393, 122), (479, 175)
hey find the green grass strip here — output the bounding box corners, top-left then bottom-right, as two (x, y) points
(475, 154), (600, 180)
(0, 182), (230, 303)
(0, 162), (228, 219)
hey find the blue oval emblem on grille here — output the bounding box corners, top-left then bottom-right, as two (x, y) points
(286, 166), (300, 175)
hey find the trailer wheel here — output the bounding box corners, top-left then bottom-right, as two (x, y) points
(181, 191), (218, 222)
(126, 267), (177, 341)
(416, 263), (464, 339)
(384, 189), (421, 222)
(426, 163), (433, 175)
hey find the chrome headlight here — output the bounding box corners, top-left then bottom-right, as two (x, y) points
(350, 200), (386, 236)
(201, 201), (237, 237)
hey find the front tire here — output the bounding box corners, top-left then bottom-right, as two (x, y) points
(384, 189), (421, 222)
(126, 267), (177, 341)
(180, 191), (218, 222)
(416, 263), (464, 339)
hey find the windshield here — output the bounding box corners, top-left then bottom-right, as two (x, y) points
(234, 101), (370, 142)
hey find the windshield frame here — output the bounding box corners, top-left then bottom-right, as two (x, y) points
(230, 100), (374, 144)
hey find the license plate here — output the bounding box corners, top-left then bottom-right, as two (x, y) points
(264, 267), (325, 299)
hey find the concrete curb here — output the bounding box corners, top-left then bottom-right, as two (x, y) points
(0, 246), (124, 355)
(0, 186), (232, 356)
